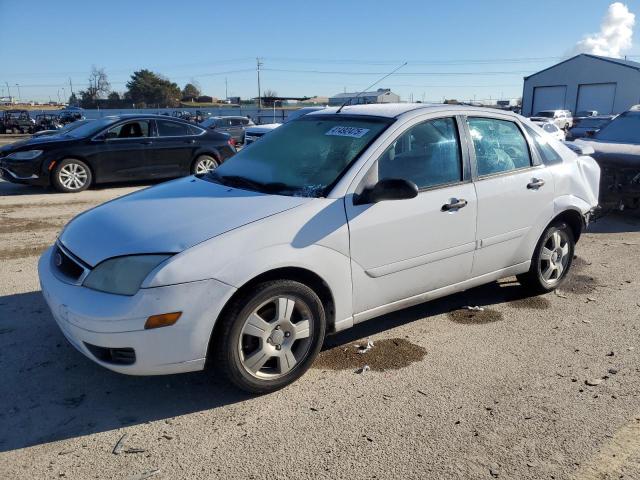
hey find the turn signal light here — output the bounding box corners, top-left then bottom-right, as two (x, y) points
(144, 312), (182, 330)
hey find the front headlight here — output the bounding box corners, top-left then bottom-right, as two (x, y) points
(6, 150), (43, 160)
(83, 255), (171, 296)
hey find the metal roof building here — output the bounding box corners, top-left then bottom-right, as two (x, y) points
(522, 54), (640, 116)
(329, 88), (400, 106)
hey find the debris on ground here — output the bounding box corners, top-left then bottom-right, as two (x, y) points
(585, 378), (603, 386)
(356, 338), (375, 354)
(314, 338), (426, 371)
(586, 297), (597, 303)
(582, 319), (592, 324)
(489, 463), (500, 477)
(356, 365), (370, 374)
(124, 448), (146, 454)
(606, 351), (615, 357)
(608, 368), (619, 375)
(465, 305), (485, 311)
(112, 433), (129, 455)
(125, 469), (161, 480)
(554, 290), (568, 299)
(417, 390), (428, 396)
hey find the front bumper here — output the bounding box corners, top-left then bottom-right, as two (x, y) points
(0, 157), (48, 186)
(38, 247), (236, 375)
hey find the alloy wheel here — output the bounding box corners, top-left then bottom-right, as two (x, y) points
(59, 163), (89, 190)
(238, 295), (313, 380)
(538, 230), (570, 285)
(195, 157), (217, 174)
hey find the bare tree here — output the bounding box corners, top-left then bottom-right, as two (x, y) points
(262, 89), (278, 98)
(86, 65), (110, 101)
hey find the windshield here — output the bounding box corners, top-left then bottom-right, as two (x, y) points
(594, 112), (640, 143)
(64, 117), (119, 138)
(534, 111), (555, 118)
(207, 114), (391, 197)
(577, 118), (609, 128)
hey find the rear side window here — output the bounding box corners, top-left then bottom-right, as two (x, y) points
(230, 118), (243, 126)
(378, 117), (462, 189)
(467, 117), (532, 176)
(523, 124), (563, 165)
(157, 120), (190, 137)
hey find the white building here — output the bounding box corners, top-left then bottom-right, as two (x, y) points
(522, 54), (640, 116)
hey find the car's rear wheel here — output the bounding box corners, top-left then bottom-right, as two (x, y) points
(212, 280), (326, 394)
(192, 155), (219, 175)
(517, 221), (575, 293)
(52, 158), (92, 193)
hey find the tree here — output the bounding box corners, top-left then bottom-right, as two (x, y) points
(126, 69), (181, 107)
(263, 89), (277, 98)
(108, 91), (121, 101)
(68, 92), (78, 107)
(182, 82), (201, 99)
(77, 66), (110, 108)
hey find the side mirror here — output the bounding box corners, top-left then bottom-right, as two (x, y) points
(354, 178), (419, 205)
(585, 129), (596, 137)
(562, 141), (595, 156)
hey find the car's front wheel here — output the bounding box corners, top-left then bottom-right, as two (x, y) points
(52, 158), (92, 193)
(192, 155), (219, 175)
(517, 221), (575, 293)
(212, 280), (326, 393)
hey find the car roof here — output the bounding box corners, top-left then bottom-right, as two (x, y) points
(307, 103), (521, 120)
(210, 116), (248, 120)
(103, 114), (194, 123)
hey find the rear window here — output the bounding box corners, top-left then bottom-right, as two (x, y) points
(157, 120), (190, 137)
(523, 124), (563, 165)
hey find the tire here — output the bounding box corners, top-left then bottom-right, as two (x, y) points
(212, 280), (326, 394)
(51, 158), (92, 193)
(191, 154), (219, 175)
(517, 221), (575, 293)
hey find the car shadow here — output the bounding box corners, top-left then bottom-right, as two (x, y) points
(0, 280), (543, 452)
(587, 210), (640, 234)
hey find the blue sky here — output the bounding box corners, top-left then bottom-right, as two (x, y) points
(1, 0), (639, 103)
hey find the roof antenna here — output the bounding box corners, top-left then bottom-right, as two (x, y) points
(336, 62), (408, 113)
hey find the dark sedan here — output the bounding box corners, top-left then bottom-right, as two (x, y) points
(566, 116), (613, 140)
(574, 109), (640, 210)
(0, 115), (236, 193)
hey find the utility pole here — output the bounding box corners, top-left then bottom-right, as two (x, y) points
(16, 84), (21, 103)
(225, 77), (228, 100)
(6, 82), (11, 100)
(256, 57), (263, 108)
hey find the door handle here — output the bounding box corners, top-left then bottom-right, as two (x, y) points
(527, 178), (545, 189)
(441, 198), (468, 211)
(184, 139), (196, 144)
(140, 140), (153, 145)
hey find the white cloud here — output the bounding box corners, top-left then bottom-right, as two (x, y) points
(573, 2), (635, 58)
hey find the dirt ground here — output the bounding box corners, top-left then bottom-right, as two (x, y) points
(0, 177), (639, 480)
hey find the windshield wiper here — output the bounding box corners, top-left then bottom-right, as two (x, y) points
(209, 173), (269, 192)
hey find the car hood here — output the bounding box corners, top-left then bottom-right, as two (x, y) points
(0, 134), (72, 152)
(246, 123), (281, 134)
(59, 176), (312, 267)
(575, 138), (640, 167)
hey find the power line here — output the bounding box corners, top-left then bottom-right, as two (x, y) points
(262, 67), (533, 76)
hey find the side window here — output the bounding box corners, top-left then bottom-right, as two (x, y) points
(523, 124), (563, 165)
(467, 117), (532, 176)
(105, 121), (150, 139)
(157, 120), (190, 137)
(230, 118), (243, 126)
(378, 117), (462, 189)
(188, 124), (204, 135)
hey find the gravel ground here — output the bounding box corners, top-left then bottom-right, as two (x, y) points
(0, 178), (639, 480)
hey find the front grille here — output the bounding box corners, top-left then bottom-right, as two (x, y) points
(84, 343), (136, 365)
(53, 245), (84, 281)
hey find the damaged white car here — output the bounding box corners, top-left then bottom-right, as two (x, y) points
(39, 104), (600, 393)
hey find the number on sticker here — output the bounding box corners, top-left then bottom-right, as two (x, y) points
(325, 126), (370, 138)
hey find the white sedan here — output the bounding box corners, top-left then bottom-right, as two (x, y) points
(39, 104), (600, 393)
(532, 119), (566, 141)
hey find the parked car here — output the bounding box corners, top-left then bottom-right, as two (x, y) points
(566, 116), (613, 140)
(200, 116), (254, 144)
(0, 114), (235, 193)
(575, 110), (598, 118)
(531, 120), (566, 141)
(530, 110), (573, 130)
(244, 107), (325, 145)
(38, 104), (600, 393)
(0, 109), (35, 134)
(32, 119), (93, 138)
(574, 109), (640, 210)
(34, 114), (63, 133)
(58, 110), (85, 125)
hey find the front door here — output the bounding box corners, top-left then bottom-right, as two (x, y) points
(346, 116), (478, 318)
(151, 119), (196, 177)
(93, 119), (152, 182)
(465, 115), (555, 276)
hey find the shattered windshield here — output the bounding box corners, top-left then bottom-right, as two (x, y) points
(207, 114), (392, 197)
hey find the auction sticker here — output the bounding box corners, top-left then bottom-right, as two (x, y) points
(325, 126), (370, 138)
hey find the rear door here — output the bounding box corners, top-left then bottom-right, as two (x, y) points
(92, 120), (152, 182)
(149, 120), (199, 177)
(464, 115), (555, 276)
